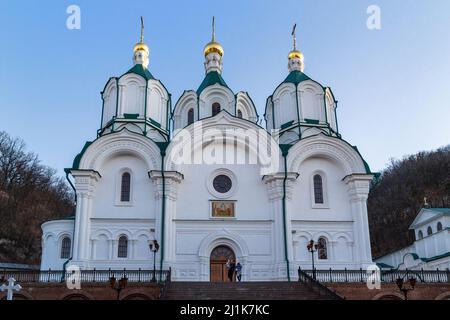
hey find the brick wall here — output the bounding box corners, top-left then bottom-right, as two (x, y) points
(326, 283), (450, 300)
(0, 282), (163, 300)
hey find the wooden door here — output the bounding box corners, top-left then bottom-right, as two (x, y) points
(210, 245), (235, 282)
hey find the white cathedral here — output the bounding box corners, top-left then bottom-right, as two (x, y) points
(40, 20), (375, 282)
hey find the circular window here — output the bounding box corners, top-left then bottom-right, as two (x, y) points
(213, 175), (232, 194)
(207, 169), (237, 199)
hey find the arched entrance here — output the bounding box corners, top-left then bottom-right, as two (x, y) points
(210, 245), (235, 282)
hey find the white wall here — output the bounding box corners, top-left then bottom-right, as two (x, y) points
(92, 154), (156, 220)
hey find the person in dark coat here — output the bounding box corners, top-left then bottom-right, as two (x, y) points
(235, 262), (242, 282)
(227, 259), (236, 282)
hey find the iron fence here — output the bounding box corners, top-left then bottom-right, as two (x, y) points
(0, 269), (171, 284)
(300, 268), (450, 283)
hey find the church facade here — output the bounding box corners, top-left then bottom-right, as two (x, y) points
(40, 21), (374, 281)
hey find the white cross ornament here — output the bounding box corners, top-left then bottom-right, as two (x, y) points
(0, 277), (22, 301)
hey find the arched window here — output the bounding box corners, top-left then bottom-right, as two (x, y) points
(313, 174), (324, 204)
(237, 109), (243, 118)
(118, 235), (128, 258)
(120, 172), (131, 202)
(418, 230), (423, 240)
(60, 237), (71, 259)
(212, 102), (221, 116)
(437, 222), (443, 232)
(427, 226), (433, 236)
(318, 237), (327, 260)
(187, 108), (194, 125)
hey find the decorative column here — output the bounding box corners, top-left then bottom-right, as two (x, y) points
(149, 170), (183, 270)
(263, 172), (299, 280)
(70, 170), (101, 268)
(344, 174), (374, 268)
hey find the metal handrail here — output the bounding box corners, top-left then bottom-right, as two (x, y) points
(300, 268), (450, 283)
(0, 269), (171, 284)
(298, 268), (343, 300)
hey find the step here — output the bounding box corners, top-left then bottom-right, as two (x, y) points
(161, 281), (330, 300)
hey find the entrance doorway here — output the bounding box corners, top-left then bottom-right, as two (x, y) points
(210, 245), (235, 282)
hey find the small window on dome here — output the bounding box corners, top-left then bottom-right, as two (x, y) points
(187, 108), (194, 125)
(237, 109), (243, 118)
(212, 103), (221, 116)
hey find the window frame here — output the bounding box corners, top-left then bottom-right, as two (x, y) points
(60, 236), (71, 259)
(310, 171), (329, 209)
(417, 230), (423, 240)
(437, 222), (443, 232)
(117, 235), (129, 259)
(206, 168), (238, 199)
(115, 168), (134, 206)
(317, 237), (328, 260)
(427, 226), (433, 236)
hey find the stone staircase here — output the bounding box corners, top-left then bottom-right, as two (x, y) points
(161, 281), (337, 300)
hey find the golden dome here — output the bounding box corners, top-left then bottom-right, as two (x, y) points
(134, 42), (149, 53)
(288, 49), (303, 60)
(204, 41), (224, 57)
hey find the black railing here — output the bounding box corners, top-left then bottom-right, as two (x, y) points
(301, 268), (450, 283)
(298, 268), (343, 300)
(0, 269), (171, 284)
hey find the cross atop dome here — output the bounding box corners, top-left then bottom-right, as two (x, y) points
(133, 16), (150, 68)
(204, 16), (224, 74)
(288, 23), (305, 72)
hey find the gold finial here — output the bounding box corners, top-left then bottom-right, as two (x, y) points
(204, 16), (224, 57)
(140, 16), (144, 43)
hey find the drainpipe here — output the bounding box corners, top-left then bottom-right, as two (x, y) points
(62, 169), (77, 282)
(156, 143), (169, 281)
(280, 145), (292, 281)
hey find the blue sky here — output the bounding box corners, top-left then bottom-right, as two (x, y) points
(1, 0), (449, 176)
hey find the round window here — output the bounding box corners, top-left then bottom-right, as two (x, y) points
(213, 175), (232, 194)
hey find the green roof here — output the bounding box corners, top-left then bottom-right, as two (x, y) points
(197, 71), (229, 95)
(283, 70), (311, 85)
(125, 63), (154, 80)
(376, 262), (394, 269)
(427, 208), (450, 214)
(423, 251), (450, 262)
(72, 141), (93, 169)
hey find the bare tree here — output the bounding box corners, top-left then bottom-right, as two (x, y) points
(0, 131), (74, 264)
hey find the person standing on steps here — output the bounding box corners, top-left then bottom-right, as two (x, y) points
(235, 262), (242, 282)
(227, 259), (236, 282)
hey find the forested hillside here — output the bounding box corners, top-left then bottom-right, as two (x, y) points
(0, 131), (74, 264)
(368, 145), (450, 258)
